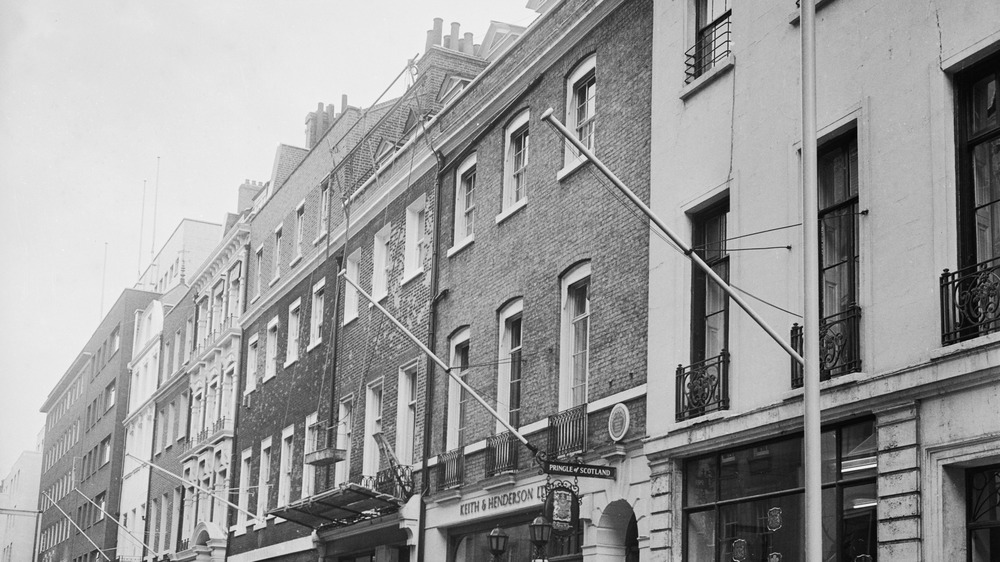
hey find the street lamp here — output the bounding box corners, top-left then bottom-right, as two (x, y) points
(487, 525), (509, 561)
(529, 515), (552, 561)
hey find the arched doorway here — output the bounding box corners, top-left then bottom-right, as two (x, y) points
(593, 499), (640, 561)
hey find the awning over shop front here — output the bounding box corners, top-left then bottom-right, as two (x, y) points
(268, 483), (404, 529)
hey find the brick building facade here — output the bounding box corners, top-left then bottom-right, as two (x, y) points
(419, 0), (653, 560)
(37, 289), (158, 562)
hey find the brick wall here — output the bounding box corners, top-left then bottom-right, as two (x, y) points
(428, 0), (652, 465)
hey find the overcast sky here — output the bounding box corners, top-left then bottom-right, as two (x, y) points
(0, 0), (538, 476)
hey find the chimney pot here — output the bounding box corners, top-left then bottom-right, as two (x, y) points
(432, 18), (443, 47)
(450, 22), (460, 50)
(463, 32), (474, 55)
(341, 94), (349, 112)
(425, 29), (435, 53)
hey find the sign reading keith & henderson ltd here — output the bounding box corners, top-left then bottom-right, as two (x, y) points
(459, 484), (549, 516)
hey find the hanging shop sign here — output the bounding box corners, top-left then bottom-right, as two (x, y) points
(608, 403), (630, 442)
(543, 482), (580, 538)
(543, 460), (617, 480)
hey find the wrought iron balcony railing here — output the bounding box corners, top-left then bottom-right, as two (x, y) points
(684, 13), (732, 84)
(941, 258), (1000, 345)
(485, 432), (520, 476)
(676, 351), (729, 421)
(182, 417), (233, 456)
(790, 304), (862, 388)
(547, 404), (587, 458)
(438, 448), (464, 490)
(358, 465), (413, 499)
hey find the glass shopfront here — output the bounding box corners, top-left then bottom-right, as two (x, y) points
(684, 418), (877, 561)
(451, 512), (582, 562)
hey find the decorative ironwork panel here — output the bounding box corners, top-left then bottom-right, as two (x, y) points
(675, 351), (729, 421)
(547, 404), (588, 458)
(941, 258), (1000, 345)
(790, 305), (862, 388)
(685, 15), (731, 84)
(438, 448), (464, 490)
(485, 431), (520, 476)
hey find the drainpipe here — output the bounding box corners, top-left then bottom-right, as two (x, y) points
(324, 254), (344, 491)
(416, 149), (445, 562)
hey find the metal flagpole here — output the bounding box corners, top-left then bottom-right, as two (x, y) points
(539, 108), (804, 367)
(41, 491), (112, 561)
(339, 271), (540, 453)
(73, 488), (155, 554)
(125, 453), (260, 522)
(800, 0), (823, 558)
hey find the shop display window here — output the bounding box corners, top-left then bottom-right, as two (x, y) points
(683, 418), (877, 561)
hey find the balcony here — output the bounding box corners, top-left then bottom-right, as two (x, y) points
(547, 404), (587, 458)
(790, 305), (862, 388)
(941, 258), (1000, 345)
(304, 423), (347, 466)
(359, 465), (413, 499)
(684, 13), (731, 84)
(676, 351), (729, 421)
(438, 448), (464, 489)
(182, 417), (233, 458)
(485, 432), (520, 477)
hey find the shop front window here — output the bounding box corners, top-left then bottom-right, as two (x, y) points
(452, 516), (582, 562)
(684, 418), (877, 561)
(968, 464), (1000, 562)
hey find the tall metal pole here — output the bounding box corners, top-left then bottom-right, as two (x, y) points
(72, 488), (155, 554)
(801, 0), (823, 559)
(339, 271), (538, 451)
(125, 453), (259, 522)
(540, 109), (804, 366)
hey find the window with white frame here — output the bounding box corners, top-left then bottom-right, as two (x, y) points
(318, 182), (330, 240)
(227, 262), (243, 319)
(446, 328), (471, 450)
(257, 438), (271, 519)
(294, 203), (305, 259)
(334, 399), (353, 486)
(344, 249), (361, 323)
(372, 224), (391, 300)
(254, 247), (264, 298)
(453, 154), (477, 247)
(309, 278), (325, 348)
(286, 299), (301, 365)
(238, 448), (252, 524)
(497, 299), (524, 430)
(560, 262), (591, 410)
(563, 55), (597, 172)
(303, 412), (318, 497)
(396, 364), (417, 465)
(363, 382), (383, 477)
(278, 425), (294, 506)
(502, 111), (530, 215)
(272, 226), (282, 281)
(404, 195), (427, 280)
(264, 318), (278, 381)
(245, 334), (259, 393)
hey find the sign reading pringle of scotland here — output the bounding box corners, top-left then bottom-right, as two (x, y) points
(544, 460), (617, 480)
(543, 483), (580, 538)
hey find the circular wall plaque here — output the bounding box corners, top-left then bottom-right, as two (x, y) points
(607, 403), (630, 442)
